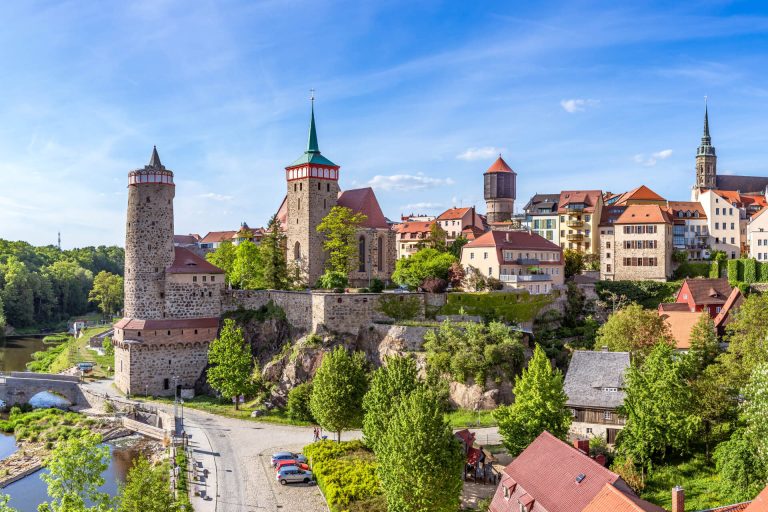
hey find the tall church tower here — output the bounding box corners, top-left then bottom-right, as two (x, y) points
(124, 147), (175, 319)
(484, 155), (516, 224)
(695, 102), (717, 191)
(285, 98), (340, 285)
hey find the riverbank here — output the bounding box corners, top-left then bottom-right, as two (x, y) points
(26, 326), (114, 378)
(0, 409), (128, 488)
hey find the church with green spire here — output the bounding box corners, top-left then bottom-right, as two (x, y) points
(278, 97), (396, 286)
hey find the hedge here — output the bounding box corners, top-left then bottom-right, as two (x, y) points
(673, 262), (712, 280)
(727, 259), (741, 284)
(304, 440), (382, 512)
(438, 291), (553, 323)
(594, 281), (680, 310)
(723, 258), (768, 285)
(709, 261), (721, 278)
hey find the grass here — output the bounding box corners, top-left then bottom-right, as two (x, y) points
(640, 453), (725, 511)
(0, 408), (103, 443)
(144, 395), (313, 427)
(446, 409), (497, 428)
(27, 325), (115, 378)
(175, 449), (194, 511)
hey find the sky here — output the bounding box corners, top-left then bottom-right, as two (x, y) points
(2, 1), (768, 248)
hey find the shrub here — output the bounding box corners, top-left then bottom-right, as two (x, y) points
(486, 277), (503, 290)
(709, 260), (721, 278)
(673, 262), (712, 280)
(286, 382), (315, 423)
(421, 278), (448, 293)
(317, 270), (349, 291)
(727, 259), (741, 284)
(376, 295), (421, 321)
(594, 281), (679, 310)
(439, 291), (552, 323)
(102, 336), (114, 357)
(369, 278), (385, 293)
(304, 440), (381, 510)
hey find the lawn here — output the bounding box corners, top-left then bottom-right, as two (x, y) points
(143, 395), (312, 427)
(27, 325), (115, 378)
(640, 453), (725, 510)
(446, 408), (497, 428)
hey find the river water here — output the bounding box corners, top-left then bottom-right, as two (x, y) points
(0, 434), (142, 511)
(0, 337), (53, 372)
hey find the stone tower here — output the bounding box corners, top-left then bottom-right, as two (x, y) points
(483, 155), (516, 224)
(695, 102), (717, 191)
(124, 146), (175, 319)
(285, 98), (340, 285)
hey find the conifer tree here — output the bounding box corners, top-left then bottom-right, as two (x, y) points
(494, 344), (570, 455)
(207, 319), (253, 409)
(259, 214), (289, 290)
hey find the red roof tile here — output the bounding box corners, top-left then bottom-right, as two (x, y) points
(167, 247), (225, 274)
(613, 185), (666, 206)
(337, 187), (389, 229)
(396, 221), (434, 234)
(582, 483), (665, 512)
(485, 156), (514, 173)
(557, 190), (602, 213)
(678, 278), (732, 306)
(744, 485), (768, 511)
(614, 205), (672, 225)
(438, 207), (473, 221)
(200, 231), (237, 244)
(466, 230), (561, 251)
(667, 201), (707, 220)
(114, 317), (220, 330)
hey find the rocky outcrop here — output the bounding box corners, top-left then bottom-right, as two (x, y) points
(448, 379), (514, 410)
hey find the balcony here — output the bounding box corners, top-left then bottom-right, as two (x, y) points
(567, 233), (585, 242)
(565, 205), (585, 213)
(508, 258), (540, 265)
(500, 274), (552, 283)
(567, 220), (583, 228)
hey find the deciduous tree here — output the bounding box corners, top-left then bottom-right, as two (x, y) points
(682, 314), (719, 378)
(494, 344), (571, 456)
(563, 248), (584, 278)
(317, 206), (367, 275)
(594, 303), (672, 355)
(392, 248), (456, 289)
(230, 240), (264, 289)
(88, 271), (124, 318)
(362, 355), (420, 453)
(205, 240), (236, 286)
(117, 456), (176, 512)
(309, 346), (368, 442)
(377, 388), (464, 512)
(207, 319), (253, 409)
(423, 223), (447, 252)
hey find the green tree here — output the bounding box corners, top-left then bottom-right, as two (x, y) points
(594, 303), (672, 355)
(719, 293), (768, 392)
(102, 336), (114, 357)
(0, 495), (16, 512)
(682, 314), (719, 378)
(494, 344), (571, 456)
(422, 223), (447, 252)
(205, 240), (236, 286)
(0, 294), (5, 333)
(617, 343), (700, 474)
(714, 428), (766, 503)
(117, 456), (177, 512)
(742, 362), (768, 466)
(362, 355), (420, 453)
(259, 215), (289, 290)
(377, 388), (464, 512)
(88, 271), (124, 318)
(317, 206), (367, 275)
(286, 382), (315, 423)
(0, 257), (35, 327)
(563, 249), (585, 278)
(38, 433), (113, 512)
(309, 346), (368, 442)
(207, 319), (253, 409)
(448, 235), (469, 260)
(392, 248), (456, 289)
(230, 240), (264, 289)
(42, 260), (93, 319)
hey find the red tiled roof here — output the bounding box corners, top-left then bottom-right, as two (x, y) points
(396, 221), (434, 234)
(489, 432), (634, 512)
(467, 447), (483, 465)
(660, 310), (707, 350)
(678, 278), (732, 306)
(614, 205), (672, 225)
(485, 156), (514, 174)
(462, 225), (486, 240)
(466, 230), (561, 251)
(337, 187), (389, 229)
(200, 231), (237, 244)
(752, 206), (768, 221)
(455, 429), (476, 446)
(744, 485), (768, 511)
(174, 234), (200, 245)
(438, 207), (473, 221)
(714, 190), (768, 210)
(114, 317), (220, 330)
(557, 190), (602, 213)
(658, 303), (691, 313)
(582, 483), (665, 512)
(714, 287), (744, 329)
(666, 201), (707, 220)
(613, 185), (666, 206)
(167, 247), (225, 274)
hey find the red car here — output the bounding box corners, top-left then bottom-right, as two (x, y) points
(275, 459), (310, 472)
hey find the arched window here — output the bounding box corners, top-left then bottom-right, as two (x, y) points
(294, 241), (301, 260)
(358, 236), (366, 272)
(377, 236), (383, 270)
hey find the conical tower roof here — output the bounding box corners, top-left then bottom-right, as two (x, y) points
(697, 100), (716, 157)
(148, 145), (163, 168)
(485, 155), (515, 174)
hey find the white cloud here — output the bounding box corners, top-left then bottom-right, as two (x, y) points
(456, 146), (506, 161)
(198, 192), (233, 201)
(401, 202), (444, 211)
(560, 98), (599, 113)
(367, 173), (454, 192)
(633, 149), (673, 167)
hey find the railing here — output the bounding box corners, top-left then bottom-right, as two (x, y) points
(566, 233), (584, 241)
(567, 220), (583, 228)
(500, 274), (551, 283)
(508, 258), (540, 265)
(565, 205), (585, 213)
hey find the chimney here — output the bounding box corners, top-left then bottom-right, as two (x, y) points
(594, 454), (607, 466)
(573, 439), (590, 455)
(672, 486), (685, 512)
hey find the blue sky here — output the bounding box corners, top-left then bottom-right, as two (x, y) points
(2, 1), (768, 247)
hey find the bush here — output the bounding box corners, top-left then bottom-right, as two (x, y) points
(673, 262), (712, 280)
(594, 281), (679, 310)
(42, 333), (69, 344)
(744, 259), (757, 284)
(376, 295), (421, 321)
(318, 270), (349, 291)
(369, 278), (385, 293)
(709, 260), (721, 278)
(421, 278), (448, 293)
(439, 292), (552, 323)
(486, 277), (503, 290)
(286, 382), (315, 423)
(102, 336), (114, 357)
(727, 259), (741, 284)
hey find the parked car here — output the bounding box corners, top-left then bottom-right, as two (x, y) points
(270, 451), (308, 467)
(276, 466), (314, 485)
(275, 459), (310, 472)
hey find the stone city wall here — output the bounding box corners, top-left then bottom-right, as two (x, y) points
(164, 275), (224, 319)
(222, 290), (313, 331)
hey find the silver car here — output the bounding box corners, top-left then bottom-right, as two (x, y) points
(270, 451), (308, 467)
(276, 466), (314, 485)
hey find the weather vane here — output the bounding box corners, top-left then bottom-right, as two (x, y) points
(310, 88), (315, 102)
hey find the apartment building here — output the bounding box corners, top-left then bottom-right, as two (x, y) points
(600, 205), (673, 281)
(667, 202), (709, 261)
(523, 193), (560, 245)
(394, 220), (434, 259)
(460, 230), (564, 294)
(748, 207), (768, 261)
(557, 190), (603, 254)
(436, 206), (484, 242)
(697, 189), (742, 259)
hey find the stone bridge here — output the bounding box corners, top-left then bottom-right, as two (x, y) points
(0, 372), (82, 406)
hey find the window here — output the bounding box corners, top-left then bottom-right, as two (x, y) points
(716, 208), (720, 215)
(604, 411), (613, 420)
(606, 264), (611, 272)
(294, 241), (301, 260)
(484, 252), (488, 259)
(193, 276), (197, 282)
(358, 236), (366, 272)
(163, 379), (169, 390)
(326, 183), (330, 192)
(731, 223), (735, 230)
(606, 241), (611, 248)
(488, 267), (492, 276)
(715, 222), (719, 229)
(606, 252), (610, 258)
(377, 237), (384, 270)
(470, 252), (474, 260)
(211, 276), (215, 282)
(202, 276), (207, 282)
(586, 428), (593, 434)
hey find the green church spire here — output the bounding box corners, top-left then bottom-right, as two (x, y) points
(288, 92), (338, 168)
(307, 93), (319, 153)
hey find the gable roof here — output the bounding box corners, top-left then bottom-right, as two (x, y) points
(485, 155), (515, 174)
(337, 187), (389, 229)
(490, 431), (633, 512)
(678, 278), (732, 306)
(558, 190), (602, 213)
(751, 207), (768, 221)
(714, 287), (744, 329)
(396, 221), (434, 234)
(716, 175), (768, 195)
(174, 234), (201, 245)
(200, 231), (238, 244)
(660, 310), (707, 350)
(465, 230), (561, 252)
(613, 185), (666, 206)
(614, 205), (672, 225)
(438, 207), (473, 221)
(564, 351), (630, 409)
(524, 193), (560, 214)
(667, 201), (707, 220)
(582, 483), (666, 512)
(166, 247), (225, 274)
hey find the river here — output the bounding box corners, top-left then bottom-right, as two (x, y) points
(0, 433), (142, 511)
(0, 337), (54, 372)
